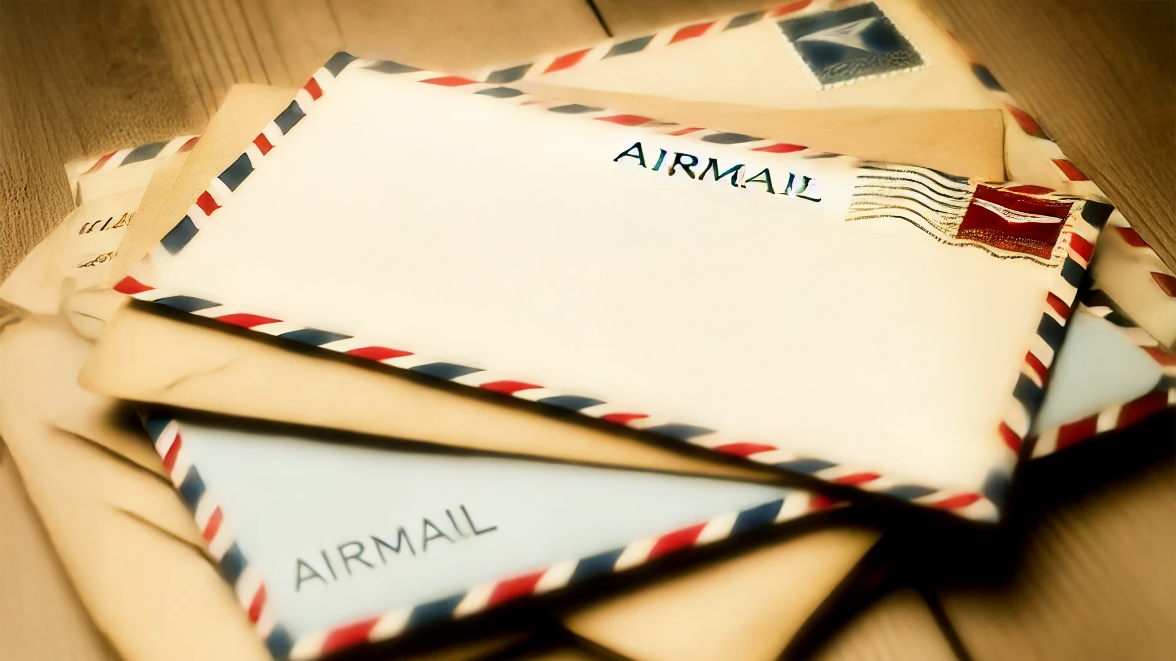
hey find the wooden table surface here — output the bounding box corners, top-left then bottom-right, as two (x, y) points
(1, 1), (1173, 660)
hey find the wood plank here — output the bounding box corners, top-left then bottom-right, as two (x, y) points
(940, 461), (1176, 661)
(0, 0), (194, 279)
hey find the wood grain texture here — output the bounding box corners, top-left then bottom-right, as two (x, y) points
(941, 462), (1176, 661)
(0, 0), (196, 279)
(810, 590), (955, 661)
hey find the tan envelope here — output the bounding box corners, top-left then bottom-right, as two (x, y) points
(78, 84), (1005, 481)
(0, 313), (878, 661)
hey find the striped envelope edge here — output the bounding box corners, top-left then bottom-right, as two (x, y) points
(112, 52), (1110, 522)
(467, 0), (1176, 458)
(138, 411), (850, 661)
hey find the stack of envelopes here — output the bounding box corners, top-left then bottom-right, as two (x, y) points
(3, 1), (1173, 660)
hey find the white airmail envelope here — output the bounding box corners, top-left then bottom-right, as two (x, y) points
(139, 409), (866, 660)
(113, 54), (1109, 521)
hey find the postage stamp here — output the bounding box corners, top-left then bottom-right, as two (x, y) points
(777, 2), (927, 89)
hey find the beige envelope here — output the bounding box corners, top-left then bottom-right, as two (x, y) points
(0, 313), (878, 661)
(78, 83), (1005, 482)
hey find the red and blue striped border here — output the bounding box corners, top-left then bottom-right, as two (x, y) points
(139, 411), (832, 661)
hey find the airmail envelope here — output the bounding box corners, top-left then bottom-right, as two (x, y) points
(110, 54), (1108, 520)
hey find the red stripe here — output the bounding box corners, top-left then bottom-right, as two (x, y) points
(253, 133), (274, 155)
(247, 585), (267, 623)
(1142, 346), (1176, 367)
(833, 472), (881, 486)
(202, 507), (224, 542)
(1114, 226), (1149, 248)
(1024, 351), (1049, 384)
(114, 276), (154, 295)
(669, 21), (715, 44)
(668, 127), (702, 136)
(421, 75), (477, 87)
(1117, 390), (1171, 428)
(178, 136), (200, 153)
(753, 143), (806, 153)
(320, 618), (380, 654)
(161, 433), (182, 472)
(1006, 105), (1047, 139)
(1067, 233), (1094, 263)
(768, 0), (812, 17)
(1052, 159), (1089, 181)
(595, 114), (653, 126)
(479, 380), (541, 395)
(713, 442), (777, 458)
(1046, 292), (1071, 320)
(998, 422), (1022, 452)
(346, 346), (413, 361)
(216, 313), (281, 328)
(1054, 415), (1098, 451)
(1005, 184), (1054, 195)
(544, 48), (592, 74)
(599, 412), (649, 424)
(304, 77), (323, 100)
(196, 191), (220, 216)
(1151, 272), (1176, 297)
(83, 152), (116, 175)
(487, 570), (546, 607)
(809, 494), (838, 511)
(930, 493), (982, 510)
(647, 522), (707, 560)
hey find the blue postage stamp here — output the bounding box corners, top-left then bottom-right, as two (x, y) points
(777, 3), (927, 89)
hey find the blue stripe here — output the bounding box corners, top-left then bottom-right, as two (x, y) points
(537, 395), (605, 411)
(1081, 201), (1113, 228)
(278, 328), (352, 346)
(549, 104), (601, 114)
(971, 64), (1003, 91)
(881, 485), (937, 501)
(1037, 313), (1066, 352)
(264, 627), (294, 660)
(569, 549), (624, 583)
(644, 423), (715, 440)
(121, 141), (166, 165)
(1061, 258), (1085, 288)
(982, 468), (1012, 509)
(1013, 373), (1044, 413)
(274, 101), (305, 134)
(407, 594), (465, 629)
(324, 51), (357, 75)
(219, 543), (247, 584)
(141, 413), (172, 442)
(177, 470), (206, 509)
(365, 59), (420, 75)
(476, 86), (524, 98)
(486, 64), (531, 84)
(702, 132), (760, 144)
(777, 458), (837, 474)
(218, 154), (253, 192)
(725, 11), (764, 29)
(410, 362), (481, 380)
(160, 216), (198, 254)
(605, 35), (653, 57)
(153, 295), (222, 313)
(730, 499), (784, 535)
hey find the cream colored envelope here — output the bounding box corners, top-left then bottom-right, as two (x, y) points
(0, 313), (878, 661)
(77, 82), (1006, 486)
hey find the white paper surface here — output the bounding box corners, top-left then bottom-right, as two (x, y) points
(140, 66), (1057, 496)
